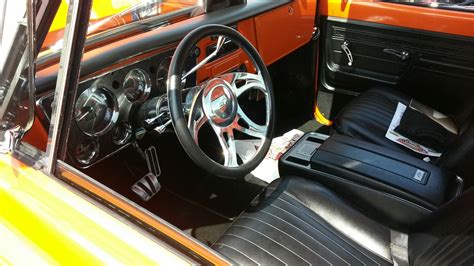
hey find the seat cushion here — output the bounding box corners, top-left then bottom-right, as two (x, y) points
(333, 87), (415, 156)
(212, 177), (393, 265)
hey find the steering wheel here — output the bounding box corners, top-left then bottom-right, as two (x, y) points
(167, 24), (275, 178)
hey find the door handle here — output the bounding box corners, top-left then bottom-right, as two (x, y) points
(383, 48), (410, 60)
(341, 40), (353, 66)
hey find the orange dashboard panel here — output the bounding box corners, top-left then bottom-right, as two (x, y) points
(319, 0), (474, 37)
(196, 18), (257, 83)
(255, 0), (317, 65)
(196, 0), (317, 82)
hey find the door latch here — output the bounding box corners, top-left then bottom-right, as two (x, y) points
(341, 40), (353, 66)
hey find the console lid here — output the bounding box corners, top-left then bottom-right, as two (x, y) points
(310, 134), (450, 209)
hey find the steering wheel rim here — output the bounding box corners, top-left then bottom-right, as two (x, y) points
(167, 24), (275, 179)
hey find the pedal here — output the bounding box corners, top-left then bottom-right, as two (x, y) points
(145, 146), (161, 176)
(132, 173), (161, 201)
(131, 146), (162, 201)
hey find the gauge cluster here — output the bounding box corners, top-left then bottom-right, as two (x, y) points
(67, 49), (196, 168)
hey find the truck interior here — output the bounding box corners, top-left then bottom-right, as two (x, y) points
(11, 0), (474, 264)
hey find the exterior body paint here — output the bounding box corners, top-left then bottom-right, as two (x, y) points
(0, 154), (192, 265)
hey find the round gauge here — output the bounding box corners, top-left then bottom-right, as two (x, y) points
(123, 68), (151, 104)
(156, 57), (187, 93)
(156, 57), (172, 93)
(112, 122), (133, 145)
(74, 87), (119, 137)
(75, 138), (99, 165)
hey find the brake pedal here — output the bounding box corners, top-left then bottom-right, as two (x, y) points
(132, 173), (161, 201)
(132, 146), (162, 201)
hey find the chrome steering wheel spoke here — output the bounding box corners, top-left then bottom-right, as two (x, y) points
(168, 25), (274, 177)
(211, 124), (239, 167)
(219, 72), (267, 97)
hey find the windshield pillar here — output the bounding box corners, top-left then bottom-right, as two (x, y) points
(44, 0), (92, 174)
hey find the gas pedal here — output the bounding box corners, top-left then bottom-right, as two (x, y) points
(132, 146), (162, 201)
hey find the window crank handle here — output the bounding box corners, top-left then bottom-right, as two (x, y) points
(341, 40), (353, 66)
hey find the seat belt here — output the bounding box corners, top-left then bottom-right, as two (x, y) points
(390, 230), (409, 266)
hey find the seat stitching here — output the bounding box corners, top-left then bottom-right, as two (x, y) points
(256, 209), (353, 265)
(222, 233), (287, 265)
(278, 194), (390, 263)
(270, 201), (375, 265)
(231, 224), (312, 265)
(278, 194), (390, 264)
(214, 242), (260, 265)
(239, 216), (332, 265)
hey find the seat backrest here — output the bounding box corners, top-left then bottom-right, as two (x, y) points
(408, 188), (474, 265)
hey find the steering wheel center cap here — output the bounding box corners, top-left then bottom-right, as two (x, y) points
(202, 78), (237, 127)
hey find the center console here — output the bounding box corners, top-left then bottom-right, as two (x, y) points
(280, 133), (456, 228)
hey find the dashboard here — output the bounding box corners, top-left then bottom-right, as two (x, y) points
(32, 0), (317, 168)
(68, 48), (197, 167)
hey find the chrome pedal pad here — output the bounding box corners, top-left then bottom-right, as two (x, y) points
(145, 146), (161, 177)
(132, 173), (161, 201)
(132, 146), (162, 201)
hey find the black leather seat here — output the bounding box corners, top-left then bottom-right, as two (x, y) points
(332, 87), (474, 185)
(213, 176), (474, 265)
(333, 87), (415, 156)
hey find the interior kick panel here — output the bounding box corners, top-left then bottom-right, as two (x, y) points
(320, 17), (474, 117)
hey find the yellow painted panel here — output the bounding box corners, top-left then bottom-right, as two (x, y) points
(50, 0), (133, 32)
(0, 154), (191, 265)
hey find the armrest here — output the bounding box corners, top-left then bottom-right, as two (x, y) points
(279, 133), (454, 228)
(311, 134), (449, 209)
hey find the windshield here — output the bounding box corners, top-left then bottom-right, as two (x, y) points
(40, 0), (200, 57)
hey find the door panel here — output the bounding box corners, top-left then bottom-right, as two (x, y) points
(320, 16), (474, 118)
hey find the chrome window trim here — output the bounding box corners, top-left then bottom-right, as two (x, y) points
(45, 0), (89, 174)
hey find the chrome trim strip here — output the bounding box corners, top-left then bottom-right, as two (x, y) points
(45, 0), (82, 174)
(56, 160), (231, 264)
(0, 0), (6, 47)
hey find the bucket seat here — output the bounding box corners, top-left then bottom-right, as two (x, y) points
(213, 176), (474, 265)
(332, 87), (474, 184)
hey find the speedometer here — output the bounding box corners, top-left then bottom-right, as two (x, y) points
(74, 87), (119, 137)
